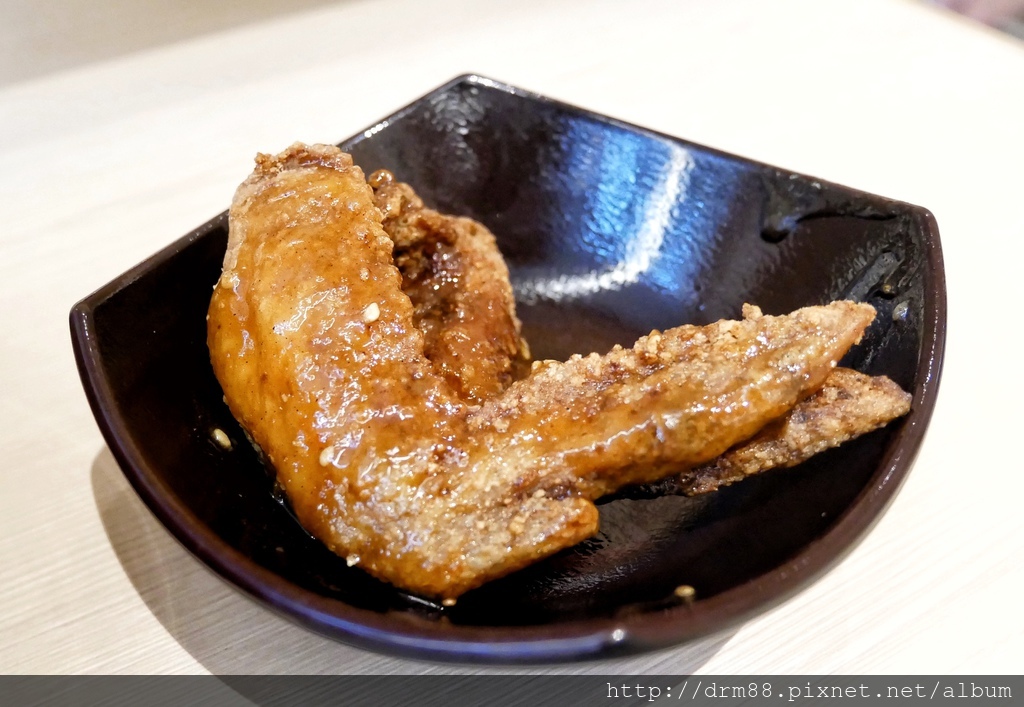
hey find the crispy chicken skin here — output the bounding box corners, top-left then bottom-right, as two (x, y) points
(369, 169), (529, 403)
(370, 180), (912, 491)
(613, 367), (913, 500)
(208, 143), (877, 599)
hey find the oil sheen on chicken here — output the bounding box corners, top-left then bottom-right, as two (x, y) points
(372, 178), (911, 500)
(208, 143), (880, 600)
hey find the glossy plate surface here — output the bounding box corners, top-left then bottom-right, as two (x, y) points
(71, 75), (945, 662)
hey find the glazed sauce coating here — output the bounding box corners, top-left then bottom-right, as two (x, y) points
(208, 143), (878, 599)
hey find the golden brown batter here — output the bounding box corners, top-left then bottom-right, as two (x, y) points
(371, 180), (910, 496)
(615, 366), (912, 499)
(208, 143), (881, 599)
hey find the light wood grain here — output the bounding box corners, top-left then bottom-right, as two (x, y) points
(1, 0), (1022, 674)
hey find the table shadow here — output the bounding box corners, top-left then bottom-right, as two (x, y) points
(91, 446), (734, 675)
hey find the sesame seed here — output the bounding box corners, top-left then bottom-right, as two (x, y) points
(319, 446), (335, 466)
(442, 598), (457, 607)
(346, 555), (360, 567)
(362, 302), (380, 323)
(211, 428), (232, 450)
(892, 300), (909, 322)
(674, 584), (696, 600)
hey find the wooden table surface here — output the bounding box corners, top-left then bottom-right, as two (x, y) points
(2, 0), (1022, 674)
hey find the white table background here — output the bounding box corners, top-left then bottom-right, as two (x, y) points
(2, 0), (1022, 674)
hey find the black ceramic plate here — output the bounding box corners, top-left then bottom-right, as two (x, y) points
(71, 75), (945, 663)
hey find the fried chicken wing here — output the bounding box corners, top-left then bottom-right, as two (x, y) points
(369, 169), (529, 403)
(372, 186), (913, 501)
(611, 367), (912, 500)
(208, 143), (878, 599)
